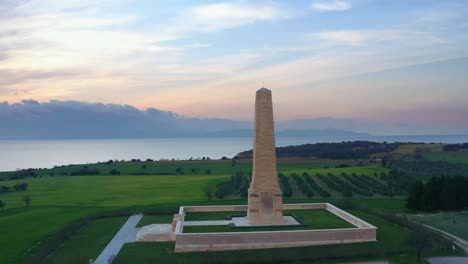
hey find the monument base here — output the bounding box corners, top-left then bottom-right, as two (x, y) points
(247, 190), (284, 225)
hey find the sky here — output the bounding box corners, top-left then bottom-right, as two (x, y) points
(1, 0), (468, 131)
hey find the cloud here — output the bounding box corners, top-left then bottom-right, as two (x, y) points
(0, 100), (249, 139)
(314, 30), (368, 46)
(311, 1), (352, 12)
(164, 2), (290, 35)
(310, 28), (446, 46)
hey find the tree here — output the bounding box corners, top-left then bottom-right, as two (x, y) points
(22, 195), (31, 206)
(13, 182), (28, 192)
(109, 169), (120, 175)
(407, 181), (424, 211)
(0, 186), (10, 193)
(205, 169), (212, 175)
(203, 186), (215, 201)
(0, 200), (5, 210)
(406, 227), (439, 263)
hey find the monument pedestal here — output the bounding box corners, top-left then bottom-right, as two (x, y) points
(248, 190), (284, 225)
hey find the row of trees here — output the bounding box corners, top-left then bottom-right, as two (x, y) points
(0, 196), (32, 210)
(208, 170), (415, 200)
(407, 176), (468, 211)
(391, 160), (468, 177)
(204, 172), (251, 200)
(0, 182), (28, 193)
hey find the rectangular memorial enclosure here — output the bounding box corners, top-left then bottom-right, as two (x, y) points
(172, 203), (376, 252)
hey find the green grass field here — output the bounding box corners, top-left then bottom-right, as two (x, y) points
(0, 175), (225, 264)
(0, 158), (460, 263)
(46, 217), (128, 264)
(137, 215), (174, 227)
(408, 211), (468, 240)
(183, 209), (355, 233)
(424, 152), (468, 164)
(0, 175), (227, 209)
(0, 206), (101, 264)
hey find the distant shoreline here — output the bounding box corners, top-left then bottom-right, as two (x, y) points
(1, 137), (468, 172)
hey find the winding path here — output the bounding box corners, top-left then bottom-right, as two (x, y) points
(94, 215), (142, 264)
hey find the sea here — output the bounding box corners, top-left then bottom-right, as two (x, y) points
(1, 135), (468, 172)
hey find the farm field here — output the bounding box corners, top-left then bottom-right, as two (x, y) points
(393, 144), (444, 154)
(281, 165), (387, 178)
(409, 211), (468, 241)
(0, 159), (376, 180)
(423, 152), (468, 164)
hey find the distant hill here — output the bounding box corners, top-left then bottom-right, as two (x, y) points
(207, 128), (370, 138)
(235, 141), (402, 159)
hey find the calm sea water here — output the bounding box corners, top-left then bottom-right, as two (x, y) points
(1, 135), (468, 172)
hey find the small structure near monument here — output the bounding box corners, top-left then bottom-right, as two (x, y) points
(136, 88), (377, 252)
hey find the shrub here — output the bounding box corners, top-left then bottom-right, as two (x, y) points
(109, 169), (121, 175)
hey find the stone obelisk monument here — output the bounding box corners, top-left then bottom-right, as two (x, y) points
(247, 88), (284, 225)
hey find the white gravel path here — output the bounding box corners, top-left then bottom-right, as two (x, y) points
(93, 214), (142, 264)
(423, 224), (468, 253)
(428, 257), (468, 264)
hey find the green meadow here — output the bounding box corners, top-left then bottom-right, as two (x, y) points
(424, 152), (468, 164)
(0, 159), (462, 263)
(0, 174), (225, 264)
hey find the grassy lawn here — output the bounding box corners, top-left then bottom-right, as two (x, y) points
(0, 206), (101, 264)
(408, 211), (468, 240)
(113, 210), (413, 264)
(137, 215), (174, 227)
(185, 211), (246, 221)
(46, 216), (128, 264)
(0, 175), (225, 264)
(183, 209), (355, 233)
(0, 175), (227, 209)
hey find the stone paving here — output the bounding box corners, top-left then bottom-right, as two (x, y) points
(232, 216), (301, 227)
(183, 220), (232, 226)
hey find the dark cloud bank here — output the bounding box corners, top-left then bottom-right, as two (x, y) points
(0, 100), (250, 139)
(0, 100), (467, 139)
